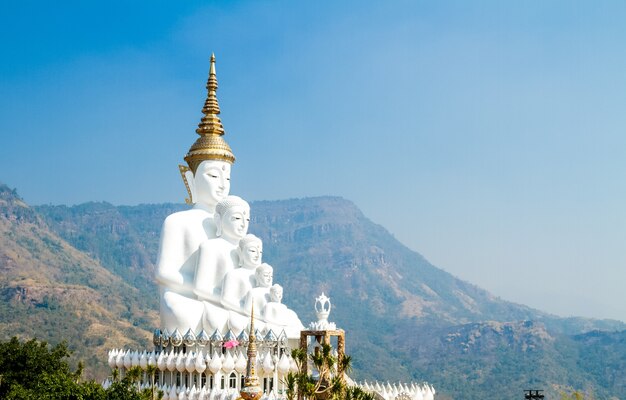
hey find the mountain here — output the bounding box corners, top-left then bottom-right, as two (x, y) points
(36, 197), (613, 330)
(0, 184), (156, 379)
(1, 184), (623, 398)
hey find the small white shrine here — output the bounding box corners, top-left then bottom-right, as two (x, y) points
(103, 54), (435, 400)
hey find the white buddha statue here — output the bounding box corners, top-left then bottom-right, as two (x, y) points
(243, 263), (273, 317)
(155, 54), (236, 333)
(155, 53), (305, 340)
(194, 195), (250, 333)
(221, 234), (263, 310)
(193, 195), (250, 303)
(263, 284), (305, 336)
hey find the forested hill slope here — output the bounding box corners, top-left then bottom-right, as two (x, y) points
(251, 197), (538, 324)
(0, 184), (156, 379)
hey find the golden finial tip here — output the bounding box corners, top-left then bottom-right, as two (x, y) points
(210, 53), (216, 74)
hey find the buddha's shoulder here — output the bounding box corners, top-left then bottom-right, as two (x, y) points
(228, 268), (251, 277)
(198, 237), (233, 252)
(162, 208), (211, 226)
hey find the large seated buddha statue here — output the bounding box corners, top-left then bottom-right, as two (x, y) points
(155, 54), (235, 334)
(155, 54), (305, 340)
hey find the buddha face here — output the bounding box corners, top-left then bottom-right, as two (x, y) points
(219, 206), (250, 240)
(270, 285), (283, 303)
(256, 267), (273, 288)
(241, 242), (263, 268)
(193, 160), (231, 209)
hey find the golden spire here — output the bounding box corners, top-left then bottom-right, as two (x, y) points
(184, 53), (235, 173)
(197, 53), (223, 135)
(249, 303), (256, 340)
(240, 303), (263, 400)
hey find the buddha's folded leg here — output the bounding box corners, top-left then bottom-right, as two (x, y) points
(228, 309), (266, 335)
(161, 290), (204, 333)
(202, 300), (229, 333)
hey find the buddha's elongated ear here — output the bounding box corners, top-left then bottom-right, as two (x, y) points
(214, 213), (222, 237)
(178, 165), (196, 205)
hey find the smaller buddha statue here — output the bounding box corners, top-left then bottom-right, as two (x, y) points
(243, 263), (273, 317)
(194, 195), (251, 303)
(263, 284), (305, 336)
(194, 195), (250, 333)
(221, 234), (263, 310)
(262, 284), (285, 322)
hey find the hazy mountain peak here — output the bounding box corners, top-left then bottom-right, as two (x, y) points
(0, 183), (39, 225)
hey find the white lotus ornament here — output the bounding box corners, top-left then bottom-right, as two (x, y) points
(309, 292), (336, 330)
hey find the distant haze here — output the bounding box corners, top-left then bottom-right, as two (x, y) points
(1, 1), (625, 322)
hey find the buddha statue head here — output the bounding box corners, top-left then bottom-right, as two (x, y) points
(269, 284), (283, 303)
(183, 160), (231, 210)
(255, 263), (273, 288)
(179, 54), (235, 210)
(238, 234), (263, 268)
(215, 195), (250, 242)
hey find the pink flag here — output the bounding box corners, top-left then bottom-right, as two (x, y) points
(223, 339), (239, 349)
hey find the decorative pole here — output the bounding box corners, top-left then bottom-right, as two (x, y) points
(240, 304), (263, 400)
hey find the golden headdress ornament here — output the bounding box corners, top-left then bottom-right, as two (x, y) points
(179, 54), (236, 204)
(183, 53), (236, 174)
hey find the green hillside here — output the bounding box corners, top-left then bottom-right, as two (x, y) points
(0, 185), (156, 379)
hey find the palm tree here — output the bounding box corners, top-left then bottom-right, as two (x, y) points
(145, 364), (158, 399)
(284, 344), (371, 400)
(125, 366), (142, 390)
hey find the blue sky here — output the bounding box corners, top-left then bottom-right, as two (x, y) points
(1, 1), (625, 322)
